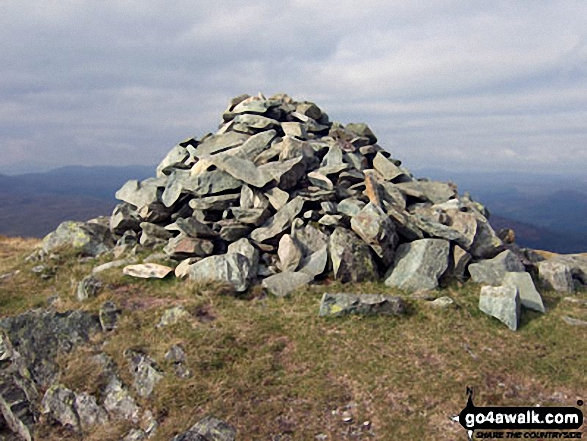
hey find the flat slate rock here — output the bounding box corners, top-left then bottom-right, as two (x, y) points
(188, 253), (251, 292)
(479, 285), (520, 331)
(123, 263), (174, 279)
(384, 239), (450, 292)
(503, 271), (545, 313)
(261, 271), (313, 297)
(469, 250), (525, 286)
(319, 293), (405, 317)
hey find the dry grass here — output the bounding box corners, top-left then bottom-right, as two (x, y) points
(1, 236), (586, 440)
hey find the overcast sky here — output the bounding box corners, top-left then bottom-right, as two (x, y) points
(1, 0), (586, 175)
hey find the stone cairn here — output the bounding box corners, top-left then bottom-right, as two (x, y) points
(40, 93), (561, 330)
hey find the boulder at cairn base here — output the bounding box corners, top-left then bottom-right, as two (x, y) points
(503, 271), (545, 313)
(537, 259), (574, 293)
(329, 227), (378, 283)
(42, 220), (114, 257)
(123, 263), (174, 279)
(468, 250), (525, 286)
(479, 285), (521, 331)
(384, 239), (450, 292)
(319, 293), (406, 317)
(188, 253), (251, 292)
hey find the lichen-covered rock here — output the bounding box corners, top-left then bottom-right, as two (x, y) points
(329, 228), (378, 283)
(124, 350), (163, 398)
(261, 271), (313, 297)
(503, 271), (545, 313)
(157, 306), (192, 327)
(319, 293), (406, 317)
(468, 250), (525, 286)
(479, 285), (521, 331)
(384, 239), (450, 292)
(538, 260), (574, 293)
(0, 310), (101, 387)
(41, 220), (114, 257)
(99, 301), (120, 332)
(41, 385), (80, 431)
(76, 275), (102, 301)
(350, 202), (398, 266)
(188, 253), (251, 292)
(172, 416), (236, 441)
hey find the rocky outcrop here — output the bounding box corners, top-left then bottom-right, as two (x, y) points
(319, 293), (406, 317)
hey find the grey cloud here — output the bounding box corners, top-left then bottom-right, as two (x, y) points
(0, 0), (586, 173)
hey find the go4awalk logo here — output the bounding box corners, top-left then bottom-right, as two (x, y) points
(454, 387), (584, 440)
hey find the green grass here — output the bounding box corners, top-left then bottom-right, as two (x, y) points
(1, 236), (586, 440)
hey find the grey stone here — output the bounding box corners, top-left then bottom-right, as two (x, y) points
(92, 258), (137, 275)
(227, 238), (259, 279)
(137, 201), (171, 223)
(538, 260), (574, 293)
(228, 130), (276, 159)
(321, 144), (344, 167)
(258, 156), (306, 190)
(479, 285), (521, 331)
(307, 170), (334, 190)
(195, 131), (250, 156)
(321, 202), (337, 214)
(41, 220), (114, 257)
(411, 214), (469, 247)
(298, 246), (328, 278)
(277, 234), (303, 272)
(175, 258), (199, 279)
(76, 275), (102, 301)
(329, 227), (378, 283)
(74, 392), (108, 429)
(429, 296), (456, 309)
(345, 123), (377, 143)
(503, 272), (545, 313)
(99, 301), (120, 332)
(250, 197), (305, 243)
(372, 152), (405, 181)
(183, 168), (243, 198)
(110, 203), (140, 235)
(231, 207), (270, 226)
(102, 375), (141, 423)
(41, 385), (80, 431)
(124, 349), (163, 398)
(318, 214), (344, 227)
(282, 122), (308, 139)
(188, 253), (251, 292)
(166, 217), (216, 239)
(350, 202), (398, 266)
(562, 316), (587, 326)
(139, 222), (173, 248)
(292, 224), (329, 256)
(115, 179), (160, 209)
(209, 154), (273, 188)
(161, 171), (185, 208)
(164, 235), (214, 259)
(172, 416), (236, 441)
(261, 271), (313, 298)
(265, 187), (289, 210)
(469, 250), (525, 286)
(0, 310), (101, 387)
(123, 263), (174, 279)
(156, 144), (190, 176)
(383, 239), (450, 292)
(157, 306), (192, 327)
(189, 193), (240, 211)
(232, 113), (279, 131)
(278, 136), (316, 166)
(469, 218), (504, 259)
(337, 198), (366, 217)
(318, 293), (405, 317)
(0, 370), (36, 441)
(217, 222), (252, 242)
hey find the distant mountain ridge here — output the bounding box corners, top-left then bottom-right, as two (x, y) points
(0, 165), (585, 253)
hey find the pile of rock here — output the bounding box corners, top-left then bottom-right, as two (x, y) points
(38, 93), (586, 329)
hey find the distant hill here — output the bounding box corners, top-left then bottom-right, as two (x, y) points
(0, 165), (585, 253)
(0, 165), (153, 238)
